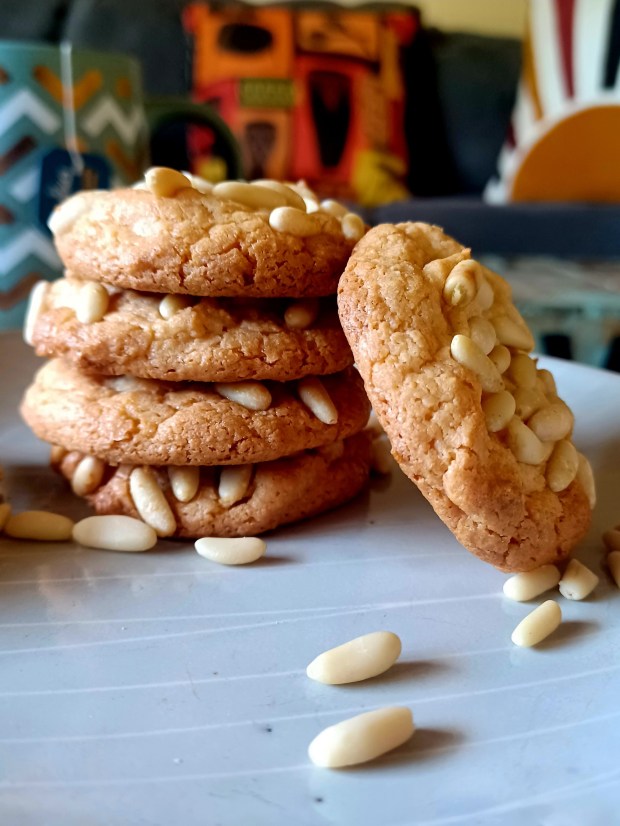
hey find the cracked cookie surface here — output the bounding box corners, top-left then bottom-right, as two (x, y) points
(50, 188), (355, 297)
(21, 359), (370, 467)
(337, 222), (592, 572)
(53, 433), (371, 538)
(29, 278), (352, 382)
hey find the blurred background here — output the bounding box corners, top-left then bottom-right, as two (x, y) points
(1, 0), (620, 371)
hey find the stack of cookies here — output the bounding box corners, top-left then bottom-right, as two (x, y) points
(20, 168), (372, 539)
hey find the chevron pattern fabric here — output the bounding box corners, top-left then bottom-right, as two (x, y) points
(0, 43), (147, 326)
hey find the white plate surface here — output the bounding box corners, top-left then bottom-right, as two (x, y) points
(1, 332), (620, 826)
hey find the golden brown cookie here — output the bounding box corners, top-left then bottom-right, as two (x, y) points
(48, 173), (365, 298)
(27, 278), (352, 382)
(21, 359), (370, 467)
(337, 222), (593, 572)
(52, 433), (371, 538)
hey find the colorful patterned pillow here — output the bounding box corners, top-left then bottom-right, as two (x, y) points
(486, 0), (620, 203)
(183, 3), (418, 206)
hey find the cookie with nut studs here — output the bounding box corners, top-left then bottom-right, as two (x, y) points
(24, 277), (353, 383)
(48, 169), (367, 298)
(51, 431), (372, 538)
(337, 222), (594, 572)
(20, 359), (370, 468)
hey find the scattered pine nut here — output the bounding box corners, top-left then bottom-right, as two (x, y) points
(194, 536), (266, 565)
(511, 600), (562, 647)
(308, 707), (415, 768)
(503, 565), (561, 602)
(608, 551), (620, 588)
(306, 631), (402, 685)
(73, 515), (157, 552)
(558, 559), (599, 600)
(4, 511), (74, 541)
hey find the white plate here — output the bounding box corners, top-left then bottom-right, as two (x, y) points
(1, 332), (620, 826)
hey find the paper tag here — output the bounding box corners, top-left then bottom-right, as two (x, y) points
(38, 148), (111, 230)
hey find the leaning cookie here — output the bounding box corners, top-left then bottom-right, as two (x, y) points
(52, 433), (371, 538)
(337, 222), (594, 572)
(21, 359), (370, 467)
(48, 170), (366, 298)
(26, 278), (352, 382)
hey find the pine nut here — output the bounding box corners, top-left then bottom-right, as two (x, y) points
(129, 467), (176, 537)
(482, 390), (516, 432)
(608, 551), (620, 588)
(308, 707), (415, 768)
(218, 465), (252, 506)
(341, 212), (365, 241)
(442, 262), (478, 307)
(50, 444), (67, 465)
(23, 280), (50, 345)
(371, 433), (393, 474)
(476, 277), (495, 311)
(194, 536), (266, 565)
(546, 439), (579, 492)
(168, 466), (200, 503)
(4, 511), (74, 541)
(559, 559), (599, 600)
(304, 197), (320, 213)
(213, 180), (287, 210)
(144, 167), (191, 197)
(507, 417), (553, 465)
(503, 564), (561, 601)
(306, 631), (402, 685)
(319, 198), (348, 217)
(469, 317), (497, 355)
(537, 369), (557, 396)
(47, 192), (91, 235)
(511, 600), (562, 647)
(488, 344), (511, 374)
(73, 514), (158, 552)
(284, 299), (319, 329)
(76, 281), (109, 324)
(0, 502), (12, 532)
(71, 455), (105, 496)
(528, 403), (573, 442)
(603, 527), (620, 551)
(298, 377), (338, 424)
(450, 334), (503, 393)
(159, 294), (192, 319)
(251, 180), (306, 211)
(269, 206), (323, 237)
(182, 171), (213, 194)
(512, 386), (547, 420)
(506, 352), (537, 389)
(214, 381), (272, 411)
(576, 453), (596, 508)
(493, 315), (535, 352)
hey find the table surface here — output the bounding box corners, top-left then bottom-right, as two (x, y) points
(1, 331), (620, 826)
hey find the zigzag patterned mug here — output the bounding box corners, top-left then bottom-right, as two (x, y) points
(0, 40), (240, 328)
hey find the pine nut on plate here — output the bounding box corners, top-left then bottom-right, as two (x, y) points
(73, 515), (158, 552)
(503, 565), (560, 602)
(308, 707), (415, 768)
(195, 536), (266, 565)
(558, 559), (599, 600)
(306, 631), (402, 685)
(4, 510), (74, 541)
(511, 600), (562, 647)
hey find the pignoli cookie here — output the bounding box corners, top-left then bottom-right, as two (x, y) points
(337, 222), (592, 572)
(26, 278), (352, 382)
(49, 173), (361, 298)
(52, 432), (371, 538)
(21, 359), (370, 467)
